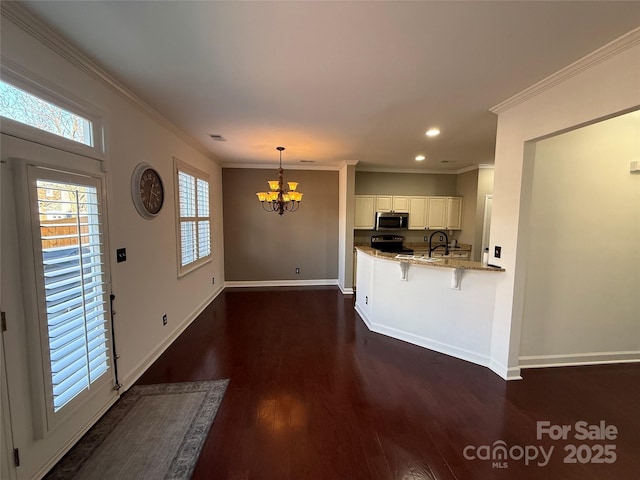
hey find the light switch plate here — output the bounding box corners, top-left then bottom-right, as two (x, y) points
(116, 248), (126, 263)
(494, 246), (502, 258)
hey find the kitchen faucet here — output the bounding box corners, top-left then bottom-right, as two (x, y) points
(428, 231), (450, 257)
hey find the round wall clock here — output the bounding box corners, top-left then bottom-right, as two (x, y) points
(131, 163), (164, 219)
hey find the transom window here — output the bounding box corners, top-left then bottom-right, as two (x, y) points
(174, 158), (211, 275)
(1, 79), (93, 147)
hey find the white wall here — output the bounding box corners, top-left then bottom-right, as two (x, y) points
(338, 162), (356, 293)
(489, 30), (640, 378)
(1, 11), (224, 478)
(519, 112), (639, 365)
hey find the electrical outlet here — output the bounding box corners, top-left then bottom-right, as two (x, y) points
(212, 277), (215, 285)
(424, 235), (428, 242)
(439, 235), (444, 242)
(295, 267), (300, 274)
(162, 314), (167, 326)
(116, 248), (126, 263)
(495, 246), (502, 258)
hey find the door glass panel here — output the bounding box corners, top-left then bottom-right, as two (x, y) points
(35, 179), (109, 412)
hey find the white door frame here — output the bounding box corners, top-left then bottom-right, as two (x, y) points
(1, 134), (118, 480)
(481, 194), (493, 258)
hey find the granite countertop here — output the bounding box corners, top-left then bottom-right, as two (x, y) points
(405, 242), (472, 252)
(355, 246), (504, 272)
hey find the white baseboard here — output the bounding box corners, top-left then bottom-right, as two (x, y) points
(519, 351), (640, 369)
(355, 304), (499, 371)
(354, 303), (371, 329)
(338, 283), (354, 295)
(489, 358), (523, 380)
(120, 286), (225, 390)
(224, 279), (339, 288)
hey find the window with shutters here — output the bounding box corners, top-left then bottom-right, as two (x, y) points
(29, 167), (112, 415)
(174, 158), (211, 276)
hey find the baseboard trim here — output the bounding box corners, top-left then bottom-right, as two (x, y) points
(373, 323), (491, 369)
(120, 286), (225, 390)
(355, 305), (495, 369)
(519, 351), (640, 369)
(338, 283), (354, 295)
(489, 358), (523, 381)
(225, 279), (339, 288)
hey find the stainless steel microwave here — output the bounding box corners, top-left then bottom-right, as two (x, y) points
(375, 211), (409, 230)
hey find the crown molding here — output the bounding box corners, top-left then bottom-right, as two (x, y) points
(221, 162), (344, 171)
(1, 2), (220, 165)
(356, 166), (462, 175)
(455, 164), (495, 174)
(491, 27), (640, 114)
(222, 158), (359, 170)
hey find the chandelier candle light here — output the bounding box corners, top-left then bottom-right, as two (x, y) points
(256, 146), (303, 215)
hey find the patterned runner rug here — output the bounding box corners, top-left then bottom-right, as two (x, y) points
(45, 380), (229, 480)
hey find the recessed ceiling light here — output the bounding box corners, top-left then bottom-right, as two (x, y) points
(415, 155), (426, 161)
(425, 128), (440, 137)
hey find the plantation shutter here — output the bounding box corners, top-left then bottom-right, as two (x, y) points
(33, 173), (110, 413)
(176, 160), (211, 274)
(178, 171), (197, 266)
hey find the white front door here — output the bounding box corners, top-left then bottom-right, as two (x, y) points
(1, 134), (118, 480)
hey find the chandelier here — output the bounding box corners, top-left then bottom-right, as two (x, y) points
(256, 146), (303, 215)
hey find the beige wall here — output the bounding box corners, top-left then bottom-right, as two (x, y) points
(1, 11), (225, 478)
(520, 111), (639, 362)
(222, 168), (339, 281)
(489, 35), (640, 378)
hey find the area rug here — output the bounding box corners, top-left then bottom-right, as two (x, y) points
(45, 380), (229, 480)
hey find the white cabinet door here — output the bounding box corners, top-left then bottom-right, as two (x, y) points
(392, 196), (409, 212)
(354, 195), (376, 229)
(427, 197), (447, 229)
(446, 197), (463, 230)
(375, 196), (392, 212)
(408, 196), (427, 229)
(375, 196), (408, 212)
(427, 196), (463, 230)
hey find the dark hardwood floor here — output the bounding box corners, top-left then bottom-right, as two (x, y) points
(138, 287), (640, 480)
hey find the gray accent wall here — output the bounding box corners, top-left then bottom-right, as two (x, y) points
(456, 168), (494, 261)
(355, 171), (457, 195)
(222, 168), (339, 281)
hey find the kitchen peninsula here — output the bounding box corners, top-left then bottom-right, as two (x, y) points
(355, 246), (504, 370)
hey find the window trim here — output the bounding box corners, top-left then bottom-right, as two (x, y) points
(1, 60), (106, 161)
(173, 157), (212, 277)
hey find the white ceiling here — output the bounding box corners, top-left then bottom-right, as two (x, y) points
(19, 1), (640, 171)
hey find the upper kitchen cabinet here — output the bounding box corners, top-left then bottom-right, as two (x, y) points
(408, 196), (428, 230)
(427, 196), (463, 230)
(354, 195), (376, 229)
(446, 196), (463, 230)
(376, 195), (409, 212)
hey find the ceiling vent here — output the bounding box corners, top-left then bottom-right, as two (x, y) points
(209, 134), (226, 141)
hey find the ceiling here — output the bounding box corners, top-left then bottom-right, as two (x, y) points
(19, 1), (640, 171)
